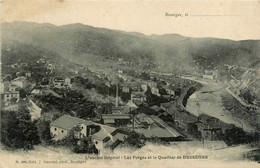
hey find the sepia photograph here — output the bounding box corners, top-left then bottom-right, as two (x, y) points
(0, 0), (259, 168)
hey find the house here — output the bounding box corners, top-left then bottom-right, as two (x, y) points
(0, 81), (20, 107)
(122, 86), (130, 93)
(202, 74), (214, 80)
(118, 69), (123, 74)
(11, 76), (27, 88)
(203, 70), (218, 80)
(25, 72), (32, 78)
(1, 91), (20, 107)
(52, 77), (72, 88)
(131, 92), (146, 102)
(37, 58), (46, 64)
(151, 86), (160, 96)
(50, 115), (96, 140)
(0, 81), (10, 92)
(161, 94), (174, 101)
(141, 83), (148, 92)
(50, 115), (128, 153)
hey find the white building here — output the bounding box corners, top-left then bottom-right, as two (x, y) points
(50, 115), (128, 153)
(12, 76), (27, 88)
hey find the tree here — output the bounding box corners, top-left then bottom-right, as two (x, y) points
(1, 107), (40, 150)
(223, 127), (255, 146)
(18, 88), (27, 98)
(54, 126), (98, 154)
(123, 131), (146, 148)
(36, 119), (52, 143)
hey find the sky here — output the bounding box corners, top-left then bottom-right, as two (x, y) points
(1, 0), (260, 40)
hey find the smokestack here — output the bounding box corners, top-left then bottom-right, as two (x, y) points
(116, 84), (119, 107)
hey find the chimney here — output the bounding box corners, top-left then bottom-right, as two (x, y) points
(116, 84), (119, 107)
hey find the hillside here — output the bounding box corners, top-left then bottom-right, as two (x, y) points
(1, 21), (260, 74)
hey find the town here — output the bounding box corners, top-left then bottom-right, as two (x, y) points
(1, 54), (259, 161)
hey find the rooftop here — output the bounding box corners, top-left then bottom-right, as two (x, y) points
(150, 105), (164, 112)
(50, 115), (93, 130)
(92, 125), (117, 141)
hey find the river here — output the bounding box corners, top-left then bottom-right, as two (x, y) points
(185, 77), (254, 132)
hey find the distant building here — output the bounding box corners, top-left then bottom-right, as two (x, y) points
(202, 74), (214, 80)
(122, 86), (130, 93)
(25, 72), (32, 78)
(150, 105), (165, 114)
(12, 76), (27, 88)
(37, 58), (46, 64)
(118, 69), (123, 74)
(52, 77), (72, 88)
(203, 70), (218, 80)
(141, 83), (148, 92)
(131, 92), (146, 102)
(151, 86), (160, 96)
(1, 81), (20, 107)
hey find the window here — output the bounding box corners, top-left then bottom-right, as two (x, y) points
(96, 141), (98, 144)
(61, 130), (64, 133)
(54, 128), (57, 131)
(81, 126), (84, 129)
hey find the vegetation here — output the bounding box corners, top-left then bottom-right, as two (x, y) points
(1, 108), (40, 150)
(123, 131), (146, 148)
(33, 88), (95, 119)
(53, 127), (98, 154)
(223, 127), (257, 146)
(36, 118), (53, 144)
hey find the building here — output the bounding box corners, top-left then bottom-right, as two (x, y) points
(0, 81), (20, 107)
(52, 77), (72, 88)
(203, 70), (218, 80)
(1, 91), (20, 107)
(131, 92), (146, 102)
(91, 126), (128, 153)
(160, 102), (174, 112)
(118, 69), (123, 74)
(122, 86), (130, 93)
(141, 83), (148, 92)
(202, 74), (214, 80)
(102, 114), (131, 126)
(25, 72), (32, 78)
(151, 86), (160, 96)
(50, 115), (96, 140)
(150, 105), (165, 114)
(50, 115), (128, 153)
(131, 105), (157, 116)
(11, 76), (27, 88)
